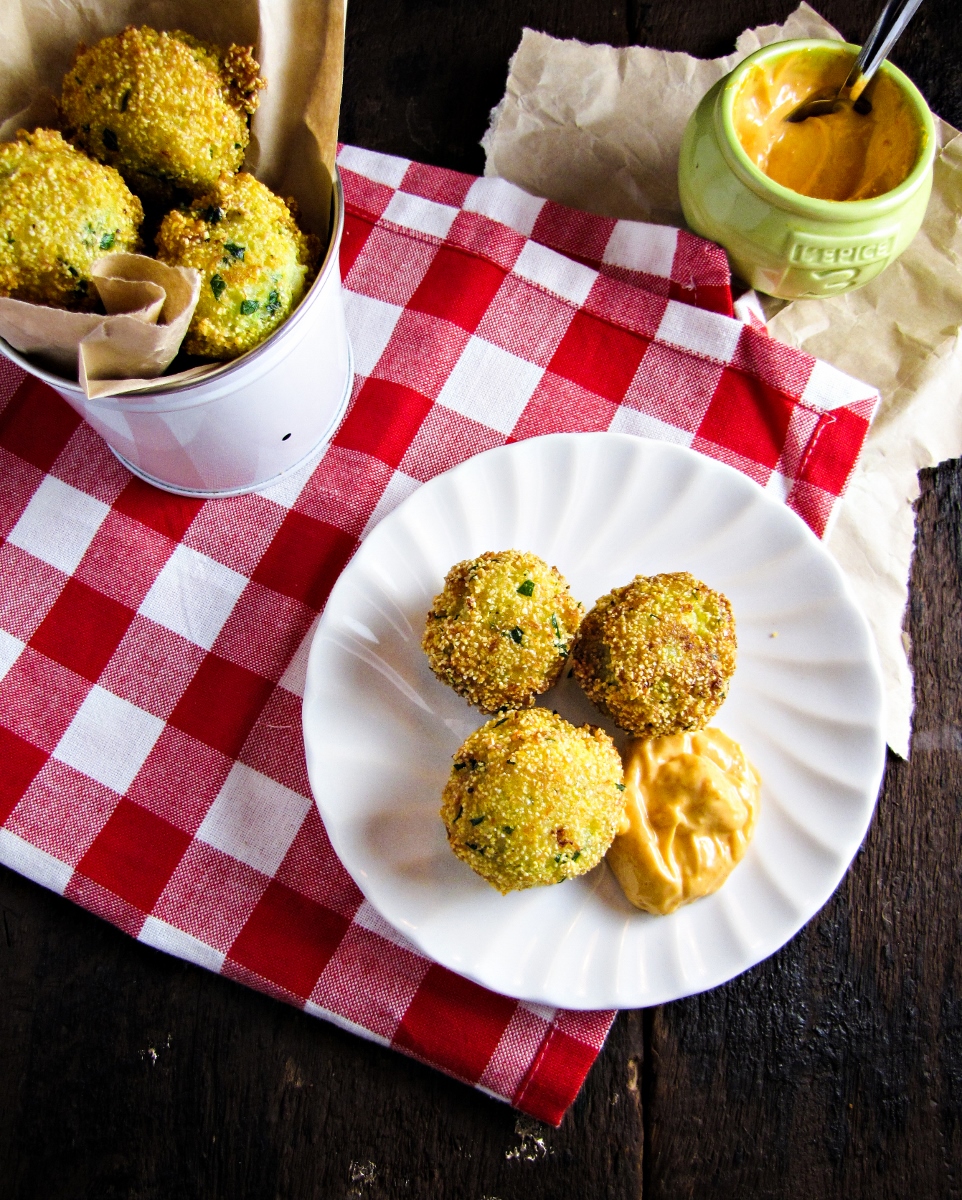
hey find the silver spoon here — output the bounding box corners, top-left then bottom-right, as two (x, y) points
(786, 0), (925, 122)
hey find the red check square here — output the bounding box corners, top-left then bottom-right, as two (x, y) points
(344, 224), (437, 308)
(798, 407), (872, 495)
(339, 209), (377, 277)
(371, 308), (470, 400)
(182, 492), (287, 577)
(511, 372), (618, 441)
(154, 840), (269, 951)
(0, 542), (66, 641)
(274, 805), (364, 919)
(515, 1028), (600, 1123)
(624, 342), (723, 432)
(532, 202), (616, 267)
(401, 161), (473, 208)
(0, 377), (81, 472)
(0, 446), (44, 540)
(6, 758), (118, 866)
(65, 874), (146, 937)
(97, 616), (206, 721)
(548, 310), (649, 402)
(311, 925), (431, 1041)
(228, 880), (351, 1000)
(294, 445), (394, 538)
(446, 210), (526, 272)
(169, 653), (275, 760)
(74, 510), (177, 610)
(0, 727), (48, 825)
(112, 477), (204, 542)
(334, 376), (434, 469)
(29, 578), (135, 683)
(239, 685), (312, 798)
(400, 404), (504, 483)
(251, 511), (356, 611)
(77, 798), (191, 912)
(213, 582), (315, 684)
(697, 367), (795, 471)
(0, 647), (90, 753)
(730, 325), (814, 398)
(126, 725), (233, 835)
(338, 171), (394, 221)
(408, 246), (506, 333)
(50, 422), (129, 506)
(476, 275), (576, 368)
(394, 965), (517, 1083)
(583, 274), (668, 339)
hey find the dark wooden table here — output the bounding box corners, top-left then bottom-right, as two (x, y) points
(3, 2), (961, 1196)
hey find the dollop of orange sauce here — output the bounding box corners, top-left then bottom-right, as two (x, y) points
(606, 728), (760, 915)
(732, 49), (920, 201)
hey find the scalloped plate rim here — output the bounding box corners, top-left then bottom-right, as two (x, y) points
(302, 432), (886, 1009)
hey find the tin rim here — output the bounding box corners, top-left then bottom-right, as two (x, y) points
(0, 167), (345, 397)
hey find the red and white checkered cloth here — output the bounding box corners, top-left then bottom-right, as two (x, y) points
(0, 146), (878, 1126)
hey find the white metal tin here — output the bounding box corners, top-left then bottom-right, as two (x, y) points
(0, 172), (353, 498)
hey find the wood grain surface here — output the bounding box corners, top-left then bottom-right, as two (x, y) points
(2, 2), (961, 1197)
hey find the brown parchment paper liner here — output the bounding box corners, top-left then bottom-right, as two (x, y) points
(483, 3), (962, 758)
(0, 0), (345, 394)
(0, 252), (200, 395)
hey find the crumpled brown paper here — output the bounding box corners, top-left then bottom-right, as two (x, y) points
(0, 252), (200, 395)
(483, 3), (962, 758)
(0, 0), (345, 392)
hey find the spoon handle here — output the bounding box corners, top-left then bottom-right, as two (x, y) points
(844, 0), (925, 100)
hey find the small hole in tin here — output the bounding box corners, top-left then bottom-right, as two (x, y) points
(282, 432), (291, 441)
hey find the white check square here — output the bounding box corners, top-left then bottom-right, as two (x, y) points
(0, 828), (73, 895)
(196, 761), (312, 877)
(462, 176), (545, 236)
(53, 686), (165, 795)
(342, 291), (405, 377)
(353, 898), (420, 953)
(337, 145), (410, 188)
(604, 220), (678, 277)
(6, 476), (110, 575)
(436, 337), (544, 435)
(802, 359), (876, 410)
(139, 544), (247, 650)
(382, 191), (459, 239)
(0, 628), (25, 683)
(513, 240), (597, 306)
(277, 614), (320, 699)
(609, 406), (694, 446)
(360, 469), (421, 539)
(138, 916), (226, 972)
(656, 300), (742, 364)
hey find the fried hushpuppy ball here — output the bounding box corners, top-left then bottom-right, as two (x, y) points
(0, 128), (142, 310)
(422, 550), (584, 714)
(60, 26), (265, 203)
(572, 571), (736, 738)
(441, 708), (626, 893)
(155, 172), (320, 359)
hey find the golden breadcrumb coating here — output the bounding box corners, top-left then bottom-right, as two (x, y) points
(60, 26), (265, 202)
(0, 128), (142, 310)
(422, 551), (583, 714)
(441, 708), (626, 893)
(572, 571), (736, 738)
(155, 172), (320, 359)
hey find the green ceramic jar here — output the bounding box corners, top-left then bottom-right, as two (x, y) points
(678, 39), (936, 299)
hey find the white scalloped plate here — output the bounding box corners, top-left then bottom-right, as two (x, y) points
(303, 433), (885, 1009)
